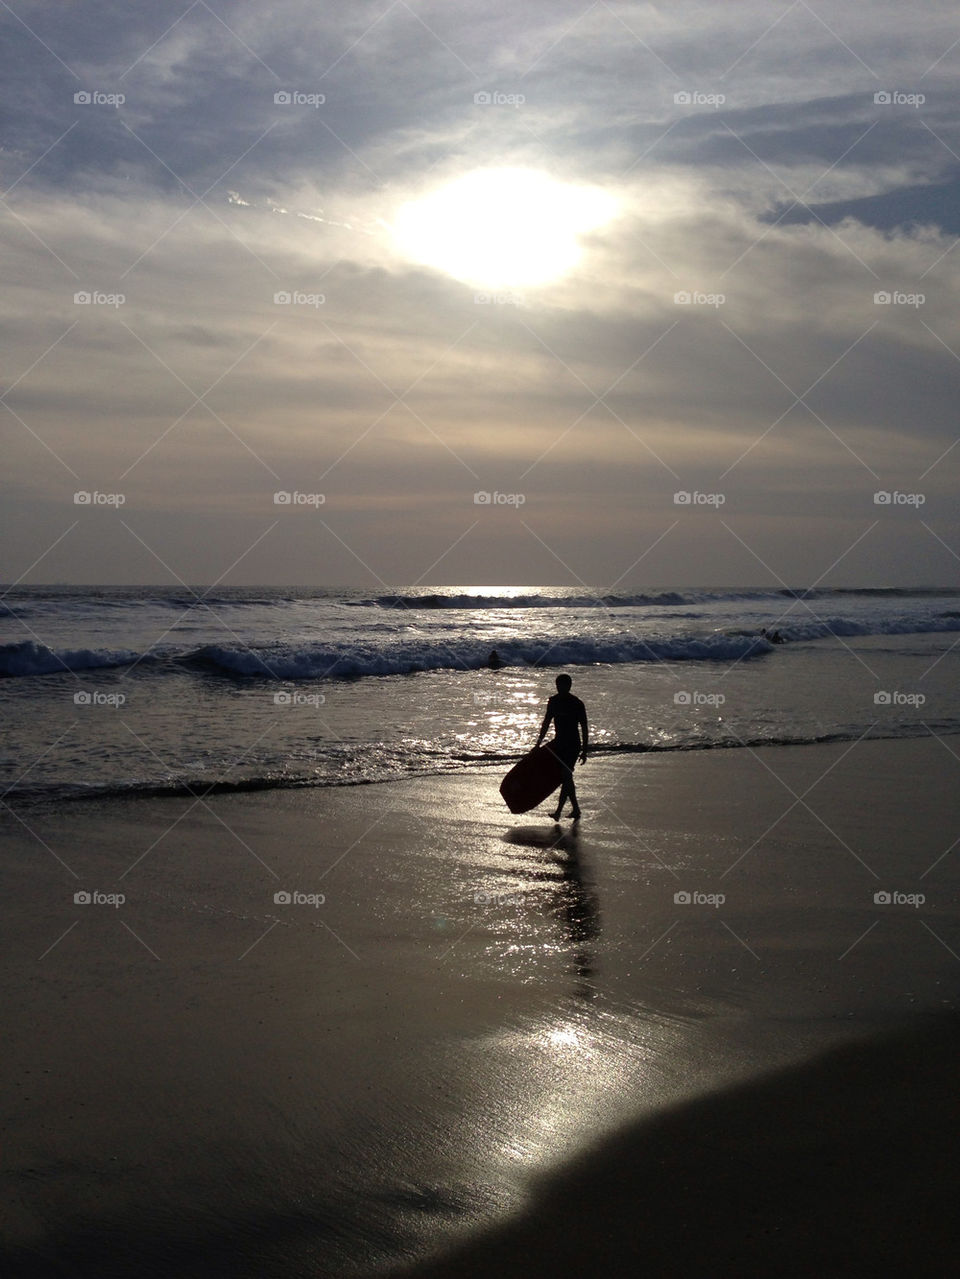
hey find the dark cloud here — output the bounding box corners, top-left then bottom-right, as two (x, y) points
(768, 172), (960, 234)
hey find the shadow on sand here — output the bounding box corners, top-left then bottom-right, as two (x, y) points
(381, 1012), (960, 1278)
(501, 823), (579, 852)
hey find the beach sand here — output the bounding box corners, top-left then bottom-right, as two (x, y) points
(3, 736), (959, 1276)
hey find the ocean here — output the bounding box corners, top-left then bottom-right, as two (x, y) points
(2, 585), (958, 805)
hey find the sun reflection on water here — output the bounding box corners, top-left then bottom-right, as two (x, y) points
(543, 1025), (587, 1054)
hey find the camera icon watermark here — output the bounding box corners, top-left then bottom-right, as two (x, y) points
(273, 690), (325, 707)
(473, 90), (525, 107)
(74, 90), (125, 106)
(273, 889), (326, 906)
(674, 290), (725, 308)
(674, 889), (725, 907)
(74, 291), (125, 307)
(74, 889), (125, 907)
(73, 690), (126, 707)
(474, 490), (526, 506)
(74, 490), (126, 506)
(873, 290), (924, 307)
(673, 690), (725, 706)
(873, 889), (925, 907)
(873, 90), (925, 107)
(873, 490), (925, 506)
(273, 290), (325, 307)
(473, 291), (524, 306)
(674, 90), (725, 108)
(273, 90), (325, 107)
(273, 490), (325, 506)
(673, 490), (725, 506)
(473, 890), (527, 906)
(873, 690), (926, 706)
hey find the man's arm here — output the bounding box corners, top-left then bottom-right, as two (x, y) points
(535, 699), (554, 747)
(578, 702), (589, 762)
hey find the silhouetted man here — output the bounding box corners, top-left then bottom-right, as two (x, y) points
(535, 673), (588, 821)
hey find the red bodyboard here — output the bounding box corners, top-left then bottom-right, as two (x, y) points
(499, 745), (566, 814)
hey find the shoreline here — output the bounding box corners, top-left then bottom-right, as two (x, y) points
(7, 720), (959, 812)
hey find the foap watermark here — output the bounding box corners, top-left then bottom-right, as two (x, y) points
(674, 690), (725, 707)
(274, 290), (325, 307)
(273, 690), (325, 707)
(674, 90), (725, 108)
(674, 890), (725, 907)
(473, 90), (525, 107)
(474, 890), (528, 906)
(273, 90), (325, 107)
(74, 490), (125, 506)
(74, 690), (126, 707)
(873, 90), (925, 107)
(874, 890), (925, 907)
(74, 90), (125, 106)
(674, 490), (725, 506)
(472, 690), (508, 707)
(474, 490), (525, 506)
(273, 889), (326, 907)
(74, 290), (125, 307)
(74, 889), (125, 907)
(474, 291), (524, 306)
(674, 290), (725, 308)
(874, 290), (924, 308)
(874, 490), (925, 506)
(274, 490), (325, 506)
(874, 690), (926, 707)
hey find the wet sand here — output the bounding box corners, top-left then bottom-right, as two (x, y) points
(387, 1012), (960, 1278)
(2, 736), (959, 1276)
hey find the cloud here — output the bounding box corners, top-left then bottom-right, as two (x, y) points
(3, 1), (960, 584)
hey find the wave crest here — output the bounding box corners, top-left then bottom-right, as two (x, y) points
(0, 640), (141, 678)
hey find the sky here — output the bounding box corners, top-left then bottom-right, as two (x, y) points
(2, 0), (960, 588)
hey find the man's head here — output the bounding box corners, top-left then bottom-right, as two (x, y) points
(555, 673), (572, 693)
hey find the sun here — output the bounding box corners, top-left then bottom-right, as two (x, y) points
(392, 168), (617, 290)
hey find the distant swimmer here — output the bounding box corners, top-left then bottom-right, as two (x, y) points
(761, 627), (786, 645)
(488, 649), (503, 668)
(535, 673), (588, 821)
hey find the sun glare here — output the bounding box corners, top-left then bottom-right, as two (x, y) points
(393, 168), (617, 290)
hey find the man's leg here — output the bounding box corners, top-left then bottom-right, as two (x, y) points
(555, 756), (578, 816)
(552, 758), (573, 817)
(566, 769), (581, 817)
(558, 770), (573, 807)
